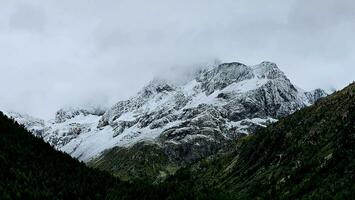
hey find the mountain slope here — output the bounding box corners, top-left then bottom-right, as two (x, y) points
(164, 82), (355, 199)
(8, 61), (327, 180)
(87, 61), (327, 180)
(0, 111), (234, 199)
(1, 83), (353, 199)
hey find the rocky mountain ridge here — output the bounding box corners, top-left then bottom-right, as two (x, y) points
(7, 61), (327, 166)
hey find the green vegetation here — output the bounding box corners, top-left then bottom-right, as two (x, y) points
(1, 82), (354, 199)
(165, 82), (355, 199)
(0, 111), (116, 199)
(88, 142), (179, 182)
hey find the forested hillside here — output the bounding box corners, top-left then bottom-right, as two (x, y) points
(0, 111), (119, 199)
(164, 82), (355, 199)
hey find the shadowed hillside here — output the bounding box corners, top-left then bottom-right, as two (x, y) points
(163, 82), (355, 199)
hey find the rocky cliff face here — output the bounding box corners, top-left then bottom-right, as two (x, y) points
(8, 61), (327, 168)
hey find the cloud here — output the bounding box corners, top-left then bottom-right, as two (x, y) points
(8, 3), (46, 32)
(0, 0), (354, 118)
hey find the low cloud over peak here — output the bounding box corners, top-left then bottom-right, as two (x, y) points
(0, 0), (354, 118)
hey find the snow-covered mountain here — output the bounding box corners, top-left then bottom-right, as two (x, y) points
(8, 61), (327, 163)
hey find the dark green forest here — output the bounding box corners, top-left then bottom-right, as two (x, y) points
(0, 111), (118, 199)
(0, 83), (354, 199)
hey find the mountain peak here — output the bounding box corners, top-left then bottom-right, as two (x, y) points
(196, 62), (254, 94)
(217, 62), (247, 69)
(55, 106), (106, 123)
(10, 60), (328, 165)
(304, 88), (328, 104)
(252, 61), (286, 79)
(138, 78), (176, 97)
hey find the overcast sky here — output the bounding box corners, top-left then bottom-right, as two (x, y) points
(0, 0), (354, 118)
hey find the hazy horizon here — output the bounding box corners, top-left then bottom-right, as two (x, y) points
(1, 0), (354, 118)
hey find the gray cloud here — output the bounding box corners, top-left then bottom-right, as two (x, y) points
(0, 0), (354, 118)
(9, 3), (46, 32)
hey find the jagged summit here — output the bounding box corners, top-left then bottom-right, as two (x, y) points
(197, 62), (254, 95)
(305, 88), (328, 104)
(252, 61), (286, 79)
(55, 106), (106, 123)
(8, 60), (327, 163)
(138, 78), (176, 97)
(195, 61), (291, 95)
